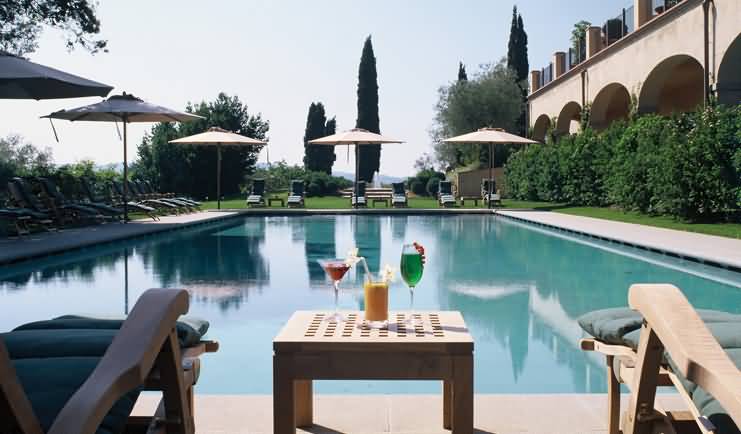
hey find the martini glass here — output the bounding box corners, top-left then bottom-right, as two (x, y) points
(317, 259), (351, 322)
(400, 243), (425, 326)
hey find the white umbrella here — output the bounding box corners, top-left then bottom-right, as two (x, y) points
(43, 92), (203, 221)
(444, 128), (538, 208)
(309, 128), (403, 208)
(169, 127), (267, 209)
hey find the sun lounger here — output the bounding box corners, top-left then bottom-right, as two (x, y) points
(8, 178), (73, 226)
(128, 180), (191, 212)
(36, 177), (109, 223)
(579, 284), (741, 434)
(0, 209), (31, 236)
(287, 180), (305, 208)
(350, 181), (368, 207)
(481, 179), (502, 206)
(438, 180), (456, 207)
(112, 181), (178, 215)
(85, 179), (158, 221)
(391, 182), (408, 208)
(0, 288), (217, 434)
(141, 181), (201, 207)
(246, 178), (266, 207)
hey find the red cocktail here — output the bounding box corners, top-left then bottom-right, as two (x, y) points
(317, 259), (352, 322)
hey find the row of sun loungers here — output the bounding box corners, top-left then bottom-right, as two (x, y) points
(2, 177), (202, 236)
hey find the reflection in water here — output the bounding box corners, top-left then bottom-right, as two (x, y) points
(1, 215), (740, 394)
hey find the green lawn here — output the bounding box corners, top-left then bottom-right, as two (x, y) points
(200, 195), (740, 239)
(555, 207), (741, 239)
(201, 194), (557, 210)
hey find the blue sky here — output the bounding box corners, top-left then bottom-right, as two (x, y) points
(0, 0), (628, 176)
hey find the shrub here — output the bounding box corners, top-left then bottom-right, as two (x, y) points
(407, 168), (446, 197)
(426, 176), (442, 196)
(410, 180), (426, 196)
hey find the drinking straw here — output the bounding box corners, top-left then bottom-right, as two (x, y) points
(358, 256), (372, 283)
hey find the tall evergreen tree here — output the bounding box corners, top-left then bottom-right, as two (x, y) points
(507, 5), (529, 135)
(356, 35), (380, 182)
(458, 62), (468, 82)
(303, 102), (335, 174)
(325, 116), (337, 136)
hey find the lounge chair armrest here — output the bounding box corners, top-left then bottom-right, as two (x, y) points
(580, 338), (638, 361)
(628, 284), (741, 423)
(48, 288), (190, 434)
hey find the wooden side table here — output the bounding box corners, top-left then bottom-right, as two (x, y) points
(459, 196), (479, 207)
(268, 196), (285, 207)
(371, 197), (390, 207)
(273, 311), (474, 433)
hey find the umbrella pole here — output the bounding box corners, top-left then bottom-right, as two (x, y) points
(354, 144), (359, 209)
(217, 144), (222, 210)
(488, 143), (493, 209)
(123, 118), (129, 222)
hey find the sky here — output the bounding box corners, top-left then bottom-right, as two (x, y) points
(0, 0), (628, 177)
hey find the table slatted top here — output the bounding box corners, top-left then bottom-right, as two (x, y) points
(273, 311), (473, 353)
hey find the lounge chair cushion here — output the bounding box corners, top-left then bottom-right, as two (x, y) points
(288, 195), (302, 203)
(14, 315), (209, 348)
(13, 356), (140, 434)
(578, 307), (741, 347)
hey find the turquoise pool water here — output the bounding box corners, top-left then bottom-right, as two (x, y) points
(1, 215), (740, 394)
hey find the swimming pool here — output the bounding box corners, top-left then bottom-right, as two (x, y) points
(1, 214), (740, 394)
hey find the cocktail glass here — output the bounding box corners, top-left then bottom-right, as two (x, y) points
(400, 243), (425, 326)
(317, 259), (351, 322)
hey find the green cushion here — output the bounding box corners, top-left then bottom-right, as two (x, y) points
(2, 329), (118, 359)
(623, 321), (741, 351)
(12, 356), (140, 434)
(14, 315), (209, 348)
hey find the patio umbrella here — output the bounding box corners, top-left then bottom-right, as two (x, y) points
(42, 92), (203, 221)
(443, 128), (538, 208)
(169, 127), (267, 209)
(0, 50), (112, 99)
(309, 128), (403, 208)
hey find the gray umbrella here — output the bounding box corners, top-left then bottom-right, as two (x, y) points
(43, 92), (203, 221)
(0, 50), (113, 99)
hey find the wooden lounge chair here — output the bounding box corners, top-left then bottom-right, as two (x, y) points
(0, 209), (31, 236)
(391, 182), (408, 208)
(246, 178), (266, 207)
(481, 179), (502, 207)
(128, 181), (190, 212)
(438, 180), (456, 208)
(580, 284), (741, 434)
(84, 179), (159, 221)
(112, 181), (178, 215)
(351, 181), (367, 207)
(287, 180), (305, 208)
(8, 178), (70, 227)
(36, 177), (110, 223)
(140, 182), (201, 208)
(0, 288), (218, 434)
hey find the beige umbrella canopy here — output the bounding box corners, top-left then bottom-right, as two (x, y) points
(169, 127), (267, 209)
(444, 128), (538, 207)
(309, 128), (403, 208)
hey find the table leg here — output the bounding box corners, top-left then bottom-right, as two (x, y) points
(443, 380), (452, 429)
(452, 355), (474, 434)
(295, 380), (313, 427)
(273, 354), (295, 434)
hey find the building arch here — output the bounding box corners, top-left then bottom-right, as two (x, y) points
(555, 102), (581, 136)
(590, 83), (631, 130)
(532, 114), (551, 142)
(717, 33), (741, 106)
(638, 55), (704, 115)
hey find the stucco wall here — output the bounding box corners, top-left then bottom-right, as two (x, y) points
(529, 0), (741, 129)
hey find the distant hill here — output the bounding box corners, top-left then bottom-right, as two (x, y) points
(255, 163), (404, 184)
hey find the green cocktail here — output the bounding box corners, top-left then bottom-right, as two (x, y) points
(400, 252), (424, 288)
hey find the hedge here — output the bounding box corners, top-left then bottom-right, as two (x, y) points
(505, 105), (741, 222)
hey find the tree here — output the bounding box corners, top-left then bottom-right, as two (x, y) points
(457, 62), (468, 82)
(303, 102), (336, 174)
(431, 60), (524, 169)
(0, 0), (106, 55)
(507, 6), (529, 136)
(0, 134), (53, 188)
(571, 20), (591, 63)
(135, 93), (269, 199)
(356, 35), (381, 182)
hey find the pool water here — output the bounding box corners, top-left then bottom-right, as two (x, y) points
(1, 215), (740, 394)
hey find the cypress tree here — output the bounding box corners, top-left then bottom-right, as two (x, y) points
(458, 62), (468, 82)
(507, 5), (529, 136)
(356, 35), (380, 182)
(303, 102), (334, 174)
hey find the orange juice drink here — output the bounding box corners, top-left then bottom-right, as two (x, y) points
(364, 280), (389, 322)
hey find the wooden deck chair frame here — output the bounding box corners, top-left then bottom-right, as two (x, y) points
(581, 284), (741, 434)
(0, 288), (218, 434)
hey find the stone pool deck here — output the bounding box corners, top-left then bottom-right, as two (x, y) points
(0, 211), (238, 265)
(134, 393), (686, 433)
(496, 210), (741, 271)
